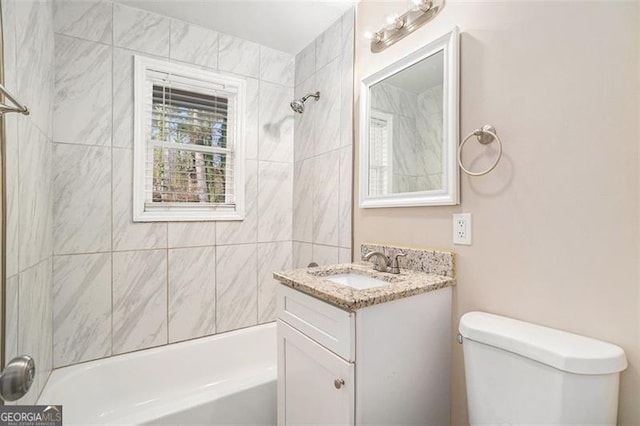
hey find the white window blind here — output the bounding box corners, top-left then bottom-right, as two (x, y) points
(368, 110), (393, 197)
(134, 57), (246, 222)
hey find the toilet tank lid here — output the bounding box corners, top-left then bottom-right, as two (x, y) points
(459, 312), (627, 375)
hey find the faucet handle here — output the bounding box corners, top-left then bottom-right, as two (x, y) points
(390, 253), (407, 274)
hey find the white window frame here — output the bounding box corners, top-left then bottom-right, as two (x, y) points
(133, 56), (246, 222)
(368, 109), (394, 197)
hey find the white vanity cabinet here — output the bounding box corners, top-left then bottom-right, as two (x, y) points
(277, 284), (452, 426)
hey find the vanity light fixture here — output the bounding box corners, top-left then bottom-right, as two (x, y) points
(367, 0), (445, 53)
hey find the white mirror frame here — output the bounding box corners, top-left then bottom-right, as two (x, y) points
(359, 27), (460, 208)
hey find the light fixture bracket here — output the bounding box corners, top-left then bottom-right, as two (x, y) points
(370, 0), (444, 53)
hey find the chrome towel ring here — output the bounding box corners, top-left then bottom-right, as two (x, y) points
(457, 124), (503, 176)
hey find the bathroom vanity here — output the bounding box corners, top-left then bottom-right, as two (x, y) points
(274, 244), (455, 426)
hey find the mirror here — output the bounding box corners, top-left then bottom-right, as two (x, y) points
(359, 28), (459, 208)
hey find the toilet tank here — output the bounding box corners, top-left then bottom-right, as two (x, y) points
(459, 312), (627, 426)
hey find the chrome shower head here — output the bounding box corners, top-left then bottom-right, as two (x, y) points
(290, 99), (305, 114)
(290, 91), (320, 114)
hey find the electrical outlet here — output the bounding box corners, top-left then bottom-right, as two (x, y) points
(453, 213), (472, 245)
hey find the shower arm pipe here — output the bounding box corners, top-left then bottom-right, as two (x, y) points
(0, 83), (29, 115)
(301, 92), (320, 102)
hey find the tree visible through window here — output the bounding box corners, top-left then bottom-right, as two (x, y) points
(151, 86), (231, 204)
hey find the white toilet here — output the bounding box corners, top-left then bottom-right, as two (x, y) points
(459, 311), (627, 426)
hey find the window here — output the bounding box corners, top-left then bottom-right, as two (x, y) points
(368, 109), (393, 197)
(133, 56), (245, 221)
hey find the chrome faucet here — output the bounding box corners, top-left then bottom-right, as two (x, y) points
(363, 251), (390, 273)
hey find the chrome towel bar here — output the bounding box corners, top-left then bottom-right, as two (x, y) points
(0, 83), (29, 115)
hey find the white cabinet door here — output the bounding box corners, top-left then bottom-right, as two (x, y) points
(278, 320), (354, 426)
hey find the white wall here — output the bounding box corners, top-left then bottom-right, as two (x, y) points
(3, 0), (56, 404)
(49, 0), (294, 367)
(354, 1), (639, 424)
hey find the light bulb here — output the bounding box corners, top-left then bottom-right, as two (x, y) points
(364, 30), (383, 44)
(385, 13), (401, 30)
(418, 0), (433, 12)
(410, 0), (422, 11)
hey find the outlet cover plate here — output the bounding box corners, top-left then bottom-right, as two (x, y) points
(453, 213), (472, 245)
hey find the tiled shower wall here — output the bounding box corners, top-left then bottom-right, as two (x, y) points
(50, 0), (294, 367)
(292, 9), (354, 267)
(3, 0), (56, 403)
(371, 82), (443, 192)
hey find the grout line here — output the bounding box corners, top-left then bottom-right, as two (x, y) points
(52, 140), (113, 149)
(110, 2), (115, 357)
(53, 31), (112, 49)
(50, 238), (298, 259)
(212, 221), (218, 333)
(255, 244), (259, 325)
(165, 243), (169, 345)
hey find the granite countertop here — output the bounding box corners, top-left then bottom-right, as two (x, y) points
(274, 262), (455, 312)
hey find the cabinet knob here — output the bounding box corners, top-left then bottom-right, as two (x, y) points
(334, 378), (345, 389)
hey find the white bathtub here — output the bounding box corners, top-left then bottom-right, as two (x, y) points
(38, 323), (277, 426)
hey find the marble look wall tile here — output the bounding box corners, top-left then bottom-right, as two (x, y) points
(258, 162), (292, 243)
(292, 241), (313, 269)
(19, 119), (52, 272)
(113, 3), (170, 57)
(5, 113), (19, 278)
(313, 150), (340, 246)
(338, 146), (352, 249)
(260, 46), (294, 87)
(16, 0), (55, 137)
(315, 56), (342, 155)
(3, 0), (18, 92)
(113, 249), (167, 354)
(340, 30), (354, 149)
(53, 253), (111, 367)
(371, 82), (417, 118)
(5, 275), (19, 364)
(217, 160), (258, 245)
(313, 244), (339, 266)
(169, 247), (216, 343)
(393, 116), (419, 177)
(112, 48), (134, 149)
(417, 85), (444, 179)
(315, 17), (342, 70)
(339, 247), (352, 264)
(293, 76), (317, 162)
(292, 159), (313, 243)
(295, 41), (315, 86)
(257, 242), (291, 323)
(112, 148), (167, 251)
(168, 222), (216, 248)
(218, 34), (260, 78)
(245, 78), (260, 160)
(53, 143), (111, 254)
(18, 258), (52, 405)
(259, 81), (294, 163)
(216, 244), (258, 332)
(341, 7), (355, 56)
(170, 20), (218, 69)
(53, 0), (112, 44)
(54, 34), (111, 146)
(38, 262), (54, 404)
(423, 173), (443, 191)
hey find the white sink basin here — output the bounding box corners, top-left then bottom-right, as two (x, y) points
(325, 273), (389, 290)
